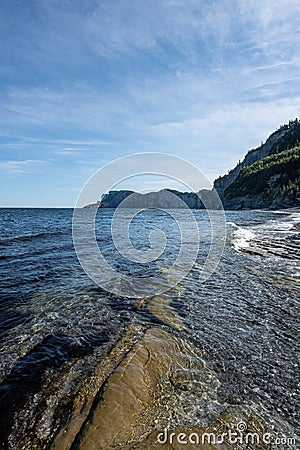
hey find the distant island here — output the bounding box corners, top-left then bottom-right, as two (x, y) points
(84, 189), (211, 209)
(85, 119), (300, 210)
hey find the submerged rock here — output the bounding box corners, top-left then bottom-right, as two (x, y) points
(51, 325), (228, 449)
(74, 327), (207, 449)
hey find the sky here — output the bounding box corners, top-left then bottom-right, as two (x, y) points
(0, 0), (300, 207)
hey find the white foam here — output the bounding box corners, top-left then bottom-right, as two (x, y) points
(289, 212), (300, 222)
(254, 212), (300, 235)
(228, 222), (256, 252)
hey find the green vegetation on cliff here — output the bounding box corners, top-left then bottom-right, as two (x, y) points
(224, 145), (300, 205)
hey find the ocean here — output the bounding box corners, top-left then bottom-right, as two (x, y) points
(0, 208), (299, 449)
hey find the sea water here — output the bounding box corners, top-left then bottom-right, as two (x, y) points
(0, 208), (299, 448)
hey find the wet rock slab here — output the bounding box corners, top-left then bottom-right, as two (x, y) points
(51, 325), (229, 449)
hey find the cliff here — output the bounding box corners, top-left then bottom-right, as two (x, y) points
(95, 189), (205, 209)
(214, 119), (300, 209)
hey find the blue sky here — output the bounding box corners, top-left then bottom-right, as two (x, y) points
(1, 0), (300, 207)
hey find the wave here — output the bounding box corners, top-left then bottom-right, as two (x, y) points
(228, 213), (300, 259)
(227, 222), (256, 252)
(0, 230), (66, 246)
(263, 213), (299, 233)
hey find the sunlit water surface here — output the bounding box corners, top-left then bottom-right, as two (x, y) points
(0, 208), (299, 448)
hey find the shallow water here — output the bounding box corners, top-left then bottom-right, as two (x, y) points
(0, 208), (299, 449)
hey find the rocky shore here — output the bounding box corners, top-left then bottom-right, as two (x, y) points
(47, 293), (273, 450)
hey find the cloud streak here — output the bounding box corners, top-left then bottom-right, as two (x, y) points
(0, 159), (48, 175)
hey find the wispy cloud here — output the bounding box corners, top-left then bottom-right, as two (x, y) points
(1, 137), (117, 148)
(0, 159), (48, 175)
(55, 148), (84, 156)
